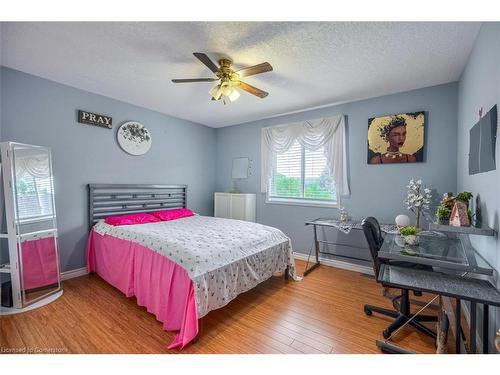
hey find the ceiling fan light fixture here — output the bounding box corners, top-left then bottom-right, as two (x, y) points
(227, 88), (240, 102)
(220, 82), (233, 97)
(209, 84), (222, 100)
(173, 53), (272, 103)
(209, 81), (240, 103)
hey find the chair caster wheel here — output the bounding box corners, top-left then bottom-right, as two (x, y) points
(364, 307), (372, 316)
(383, 330), (391, 339)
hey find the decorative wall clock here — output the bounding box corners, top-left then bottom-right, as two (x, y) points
(117, 121), (152, 155)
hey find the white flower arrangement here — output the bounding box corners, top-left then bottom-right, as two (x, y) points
(404, 179), (432, 228)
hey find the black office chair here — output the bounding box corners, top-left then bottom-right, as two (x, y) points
(361, 217), (437, 339)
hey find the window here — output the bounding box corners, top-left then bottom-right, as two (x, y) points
(268, 140), (337, 206)
(15, 173), (54, 221)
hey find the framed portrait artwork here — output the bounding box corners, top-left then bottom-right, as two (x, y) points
(367, 111), (425, 164)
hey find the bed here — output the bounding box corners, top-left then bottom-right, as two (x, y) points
(86, 184), (296, 349)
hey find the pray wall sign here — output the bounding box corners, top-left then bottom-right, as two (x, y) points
(78, 110), (113, 129)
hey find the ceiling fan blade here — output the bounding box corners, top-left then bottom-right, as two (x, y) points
(236, 81), (269, 98)
(172, 78), (218, 83)
(193, 52), (220, 73)
(236, 62), (273, 78)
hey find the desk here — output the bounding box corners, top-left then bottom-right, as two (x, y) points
(378, 231), (493, 276)
(379, 264), (500, 353)
(378, 232), (497, 353)
(304, 218), (398, 276)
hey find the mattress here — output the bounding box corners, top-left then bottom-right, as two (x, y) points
(87, 215), (297, 348)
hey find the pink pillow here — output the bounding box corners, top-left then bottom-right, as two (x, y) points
(104, 212), (161, 226)
(152, 208), (194, 221)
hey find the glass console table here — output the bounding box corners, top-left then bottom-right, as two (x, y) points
(303, 218), (398, 276)
(378, 231), (493, 276)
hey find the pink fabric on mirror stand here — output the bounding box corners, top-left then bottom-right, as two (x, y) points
(86, 230), (199, 349)
(20, 236), (59, 290)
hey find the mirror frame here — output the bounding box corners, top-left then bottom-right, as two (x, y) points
(10, 143), (61, 307)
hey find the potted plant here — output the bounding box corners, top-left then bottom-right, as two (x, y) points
(456, 192), (473, 207)
(435, 205), (451, 225)
(399, 225), (420, 246)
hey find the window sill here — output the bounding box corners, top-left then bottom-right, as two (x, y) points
(266, 197), (339, 209)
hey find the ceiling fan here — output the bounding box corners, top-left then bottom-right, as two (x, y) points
(172, 53), (273, 105)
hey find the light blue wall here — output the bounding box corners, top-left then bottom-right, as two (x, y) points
(457, 22), (500, 346)
(0, 68), (461, 270)
(458, 23), (500, 275)
(0, 67), (217, 272)
(215, 83), (459, 256)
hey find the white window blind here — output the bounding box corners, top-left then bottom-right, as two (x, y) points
(269, 140), (337, 205)
(15, 174), (54, 220)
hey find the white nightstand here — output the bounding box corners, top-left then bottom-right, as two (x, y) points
(214, 192), (256, 222)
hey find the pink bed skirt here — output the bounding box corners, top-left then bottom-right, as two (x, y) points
(21, 236), (59, 290)
(86, 230), (199, 349)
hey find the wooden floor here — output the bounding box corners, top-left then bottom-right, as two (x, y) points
(1, 260), (444, 354)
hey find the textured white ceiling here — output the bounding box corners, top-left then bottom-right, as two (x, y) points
(1, 22), (481, 128)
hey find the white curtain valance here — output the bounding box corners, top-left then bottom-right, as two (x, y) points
(261, 114), (349, 196)
(15, 154), (50, 179)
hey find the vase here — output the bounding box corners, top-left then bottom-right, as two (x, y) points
(339, 207), (348, 222)
(403, 234), (419, 246)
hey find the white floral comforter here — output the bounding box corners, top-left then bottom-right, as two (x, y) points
(93, 215), (296, 318)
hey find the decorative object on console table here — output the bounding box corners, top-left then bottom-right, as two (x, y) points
(435, 205), (451, 225)
(117, 121), (152, 156)
(455, 191), (473, 207)
(399, 225), (420, 246)
(435, 192), (454, 225)
(456, 191), (474, 225)
(474, 195), (482, 228)
(441, 192), (456, 211)
(395, 214), (410, 229)
(450, 201), (470, 227)
(339, 207), (348, 222)
(404, 178), (432, 228)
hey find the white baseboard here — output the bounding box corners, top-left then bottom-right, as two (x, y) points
(293, 252), (374, 275)
(61, 267), (88, 281)
(59, 256), (373, 283)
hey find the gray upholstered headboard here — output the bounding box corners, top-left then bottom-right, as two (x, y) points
(88, 184), (187, 228)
